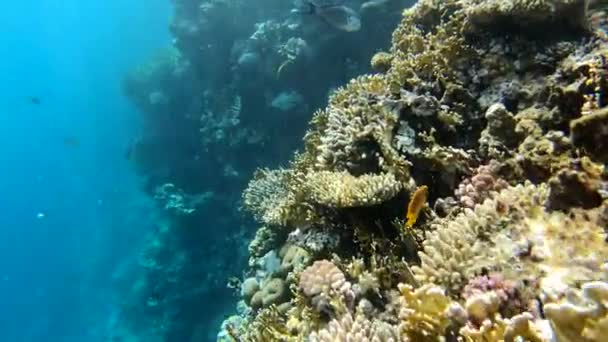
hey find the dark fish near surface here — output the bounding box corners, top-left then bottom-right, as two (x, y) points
(63, 137), (80, 148)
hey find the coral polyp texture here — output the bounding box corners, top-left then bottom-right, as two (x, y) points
(221, 0), (608, 341)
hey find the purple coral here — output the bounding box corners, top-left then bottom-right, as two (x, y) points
(455, 162), (509, 208)
(462, 273), (530, 318)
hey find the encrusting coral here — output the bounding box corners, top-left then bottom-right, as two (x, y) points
(223, 0), (608, 340)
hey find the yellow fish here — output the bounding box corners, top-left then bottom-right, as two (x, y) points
(405, 185), (428, 228)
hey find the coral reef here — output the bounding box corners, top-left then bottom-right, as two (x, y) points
(122, 1), (415, 339)
(299, 260), (354, 314)
(219, 0), (608, 341)
(544, 280), (608, 342)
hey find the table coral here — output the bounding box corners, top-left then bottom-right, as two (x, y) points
(303, 171), (403, 208)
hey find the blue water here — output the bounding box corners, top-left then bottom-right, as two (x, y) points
(0, 1), (170, 340)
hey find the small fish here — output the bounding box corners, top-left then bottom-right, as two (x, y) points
(28, 97), (41, 105)
(124, 144), (133, 160)
(36, 212), (45, 219)
(405, 185), (428, 228)
(63, 137), (80, 148)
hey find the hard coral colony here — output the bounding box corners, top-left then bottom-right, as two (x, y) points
(219, 0), (608, 341)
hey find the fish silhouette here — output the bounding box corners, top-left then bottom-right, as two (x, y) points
(294, 0), (361, 32)
(28, 96), (41, 105)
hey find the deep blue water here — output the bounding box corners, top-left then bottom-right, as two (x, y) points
(0, 1), (170, 340)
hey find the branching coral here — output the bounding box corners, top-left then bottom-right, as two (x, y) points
(242, 168), (295, 226)
(415, 181), (608, 299)
(397, 283), (453, 340)
(308, 311), (401, 342)
(228, 0), (608, 340)
(544, 280), (608, 342)
(299, 260), (354, 315)
(412, 183), (546, 294)
(460, 293), (544, 342)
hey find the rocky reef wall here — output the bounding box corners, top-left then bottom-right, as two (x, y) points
(120, 0), (413, 341)
(220, 0), (608, 341)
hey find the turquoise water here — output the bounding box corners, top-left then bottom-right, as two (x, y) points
(0, 1), (169, 340)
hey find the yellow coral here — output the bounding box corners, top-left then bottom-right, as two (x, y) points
(544, 281), (608, 342)
(398, 283), (452, 340)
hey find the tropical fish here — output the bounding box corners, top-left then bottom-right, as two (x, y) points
(405, 185), (428, 228)
(294, 0), (361, 32)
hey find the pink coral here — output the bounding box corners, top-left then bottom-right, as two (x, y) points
(455, 162), (509, 208)
(299, 260), (354, 314)
(462, 273), (531, 318)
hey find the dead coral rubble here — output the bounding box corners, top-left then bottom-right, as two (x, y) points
(223, 0), (608, 340)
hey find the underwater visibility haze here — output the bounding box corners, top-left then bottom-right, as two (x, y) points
(0, 0), (169, 341)
(2, 0), (608, 341)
